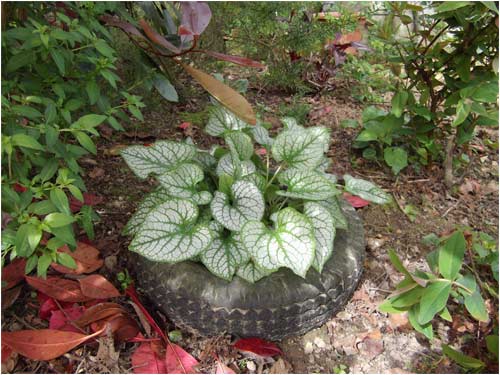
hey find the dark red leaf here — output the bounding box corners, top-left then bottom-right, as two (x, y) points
(13, 183), (27, 193)
(139, 19), (181, 54)
(49, 306), (86, 333)
(78, 274), (121, 299)
(69, 193), (103, 213)
(51, 242), (104, 274)
(202, 50), (265, 69)
(180, 2), (211, 36)
(2, 258), (27, 291)
(92, 314), (140, 343)
(73, 302), (126, 328)
(343, 192), (370, 208)
(165, 343), (199, 374)
(100, 15), (146, 39)
(1, 328), (104, 361)
(26, 276), (91, 303)
(131, 341), (167, 374)
(2, 285), (23, 310)
(1, 343), (14, 365)
(233, 337), (283, 357)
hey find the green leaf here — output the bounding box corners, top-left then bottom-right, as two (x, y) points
(216, 154), (255, 178)
(206, 106), (249, 136)
(123, 189), (172, 236)
(121, 141), (196, 179)
(224, 131), (253, 160)
(391, 91), (408, 118)
(251, 122), (274, 146)
(378, 299), (408, 314)
(344, 175), (391, 204)
(28, 200), (57, 215)
(391, 286), (425, 308)
(236, 261), (272, 283)
(107, 116), (124, 131)
(73, 114), (107, 129)
(388, 249), (412, 278)
(11, 134), (44, 151)
(79, 205), (95, 240)
(130, 199), (212, 262)
(50, 224), (76, 248)
(277, 168), (340, 200)
(85, 81), (100, 105)
(482, 1), (499, 13)
(486, 335), (499, 358)
(94, 39), (115, 58)
(56, 252), (77, 269)
(384, 147), (408, 174)
(50, 188), (70, 215)
(340, 119), (359, 128)
(436, 2), (471, 12)
(43, 213), (75, 228)
(439, 231), (466, 280)
(456, 55), (471, 82)
(25, 255), (38, 274)
(37, 253), (53, 278)
(318, 197), (348, 230)
(408, 305), (434, 339)
(15, 223), (41, 257)
(50, 49), (65, 75)
(218, 174), (234, 196)
(453, 100), (471, 126)
(153, 73), (178, 102)
(418, 280), (452, 325)
(75, 132), (96, 154)
(67, 185), (83, 202)
(439, 307), (453, 322)
(157, 163), (212, 204)
(471, 82), (498, 103)
(241, 208), (315, 277)
(6, 52), (34, 72)
(211, 181), (265, 231)
(39, 159), (59, 182)
(272, 126), (330, 169)
(304, 202), (335, 273)
(464, 287), (489, 322)
(129, 105), (143, 121)
(441, 345), (485, 370)
(240, 173), (266, 192)
(200, 231), (249, 281)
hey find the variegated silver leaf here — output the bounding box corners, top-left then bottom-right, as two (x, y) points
(200, 232), (250, 281)
(277, 168), (340, 200)
(130, 199), (212, 262)
(121, 141), (196, 179)
(216, 153), (256, 177)
(123, 188), (172, 236)
(344, 174), (391, 204)
(236, 261), (272, 283)
(225, 131), (254, 160)
(210, 180), (265, 231)
(240, 172), (266, 192)
(157, 163), (212, 205)
(241, 208), (315, 277)
(194, 150), (217, 170)
(281, 117), (302, 131)
(318, 197), (348, 229)
(206, 106), (249, 136)
(304, 202), (335, 273)
(251, 122), (274, 146)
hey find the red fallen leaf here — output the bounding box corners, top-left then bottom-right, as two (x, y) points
(37, 293), (74, 320)
(343, 192), (370, 208)
(78, 274), (121, 299)
(74, 302), (126, 328)
(69, 192), (103, 213)
(26, 276), (91, 303)
(165, 343), (199, 374)
(179, 122), (191, 130)
(1, 327), (104, 361)
(233, 337), (283, 357)
(92, 314), (140, 343)
(2, 285), (23, 310)
(128, 336), (162, 343)
(216, 360), (236, 374)
(1, 343), (14, 365)
(49, 306), (86, 333)
(143, 143), (153, 147)
(13, 183), (27, 193)
(256, 148), (267, 156)
(201, 50), (265, 69)
(131, 341), (167, 374)
(51, 242), (103, 274)
(2, 258), (27, 291)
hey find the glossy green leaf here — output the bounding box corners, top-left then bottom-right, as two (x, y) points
(418, 280), (451, 324)
(439, 231), (465, 280)
(50, 188), (70, 215)
(408, 305), (434, 339)
(11, 134), (44, 151)
(16, 223), (41, 257)
(43, 213), (75, 228)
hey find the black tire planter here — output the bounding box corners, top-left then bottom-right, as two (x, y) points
(133, 201), (365, 341)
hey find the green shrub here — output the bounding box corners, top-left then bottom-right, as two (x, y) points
(120, 106), (391, 282)
(1, 2), (144, 276)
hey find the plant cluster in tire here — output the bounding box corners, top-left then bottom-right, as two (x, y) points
(121, 106), (390, 282)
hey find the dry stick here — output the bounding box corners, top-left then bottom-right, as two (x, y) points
(444, 132), (456, 188)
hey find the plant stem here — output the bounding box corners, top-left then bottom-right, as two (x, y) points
(266, 164), (282, 189)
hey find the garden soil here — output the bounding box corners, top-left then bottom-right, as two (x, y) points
(2, 76), (498, 374)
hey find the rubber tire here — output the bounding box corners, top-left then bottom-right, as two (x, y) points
(133, 201), (365, 341)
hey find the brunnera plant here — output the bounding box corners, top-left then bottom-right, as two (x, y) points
(121, 107), (391, 283)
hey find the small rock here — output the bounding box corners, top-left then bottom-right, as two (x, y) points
(367, 237), (386, 251)
(304, 341), (314, 354)
(246, 361), (256, 372)
(314, 337), (326, 349)
(104, 256), (117, 271)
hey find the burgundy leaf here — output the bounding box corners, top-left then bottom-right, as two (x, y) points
(180, 2), (211, 36)
(49, 306), (86, 333)
(201, 50), (265, 69)
(69, 193), (103, 213)
(233, 337), (283, 357)
(100, 15), (145, 39)
(2, 259), (27, 291)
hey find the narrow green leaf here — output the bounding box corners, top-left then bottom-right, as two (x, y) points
(85, 81), (99, 105)
(11, 134), (45, 151)
(50, 188), (70, 215)
(391, 91), (408, 118)
(486, 335), (499, 358)
(153, 73), (178, 102)
(439, 307), (453, 322)
(378, 299), (409, 314)
(56, 252), (77, 269)
(75, 131), (96, 154)
(37, 253), (53, 277)
(50, 49), (65, 75)
(418, 280), (452, 325)
(441, 345), (485, 370)
(43, 213), (76, 228)
(25, 255), (38, 274)
(436, 2), (471, 12)
(408, 305), (433, 339)
(464, 287), (489, 322)
(439, 231), (466, 280)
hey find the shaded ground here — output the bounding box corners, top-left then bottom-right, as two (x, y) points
(2, 73), (498, 373)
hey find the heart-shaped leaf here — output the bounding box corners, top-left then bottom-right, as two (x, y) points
(236, 261), (272, 283)
(318, 197), (348, 229)
(241, 208), (315, 277)
(272, 126), (330, 169)
(343, 174), (391, 204)
(251, 122), (274, 146)
(224, 131), (253, 160)
(205, 106), (250, 136)
(277, 168), (340, 200)
(211, 181), (265, 231)
(130, 199), (212, 262)
(240, 173), (266, 192)
(216, 154), (256, 178)
(304, 202), (336, 273)
(157, 163), (212, 205)
(123, 189), (172, 236)
(121, 141), (196, 179)
(200, 231), (250, 281)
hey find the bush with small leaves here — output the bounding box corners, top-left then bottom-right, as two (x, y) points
(121, 106), (390, 282)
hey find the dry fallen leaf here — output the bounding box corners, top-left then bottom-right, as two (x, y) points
(88, 167), (105, 179)
(269, 358), (292, 374)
